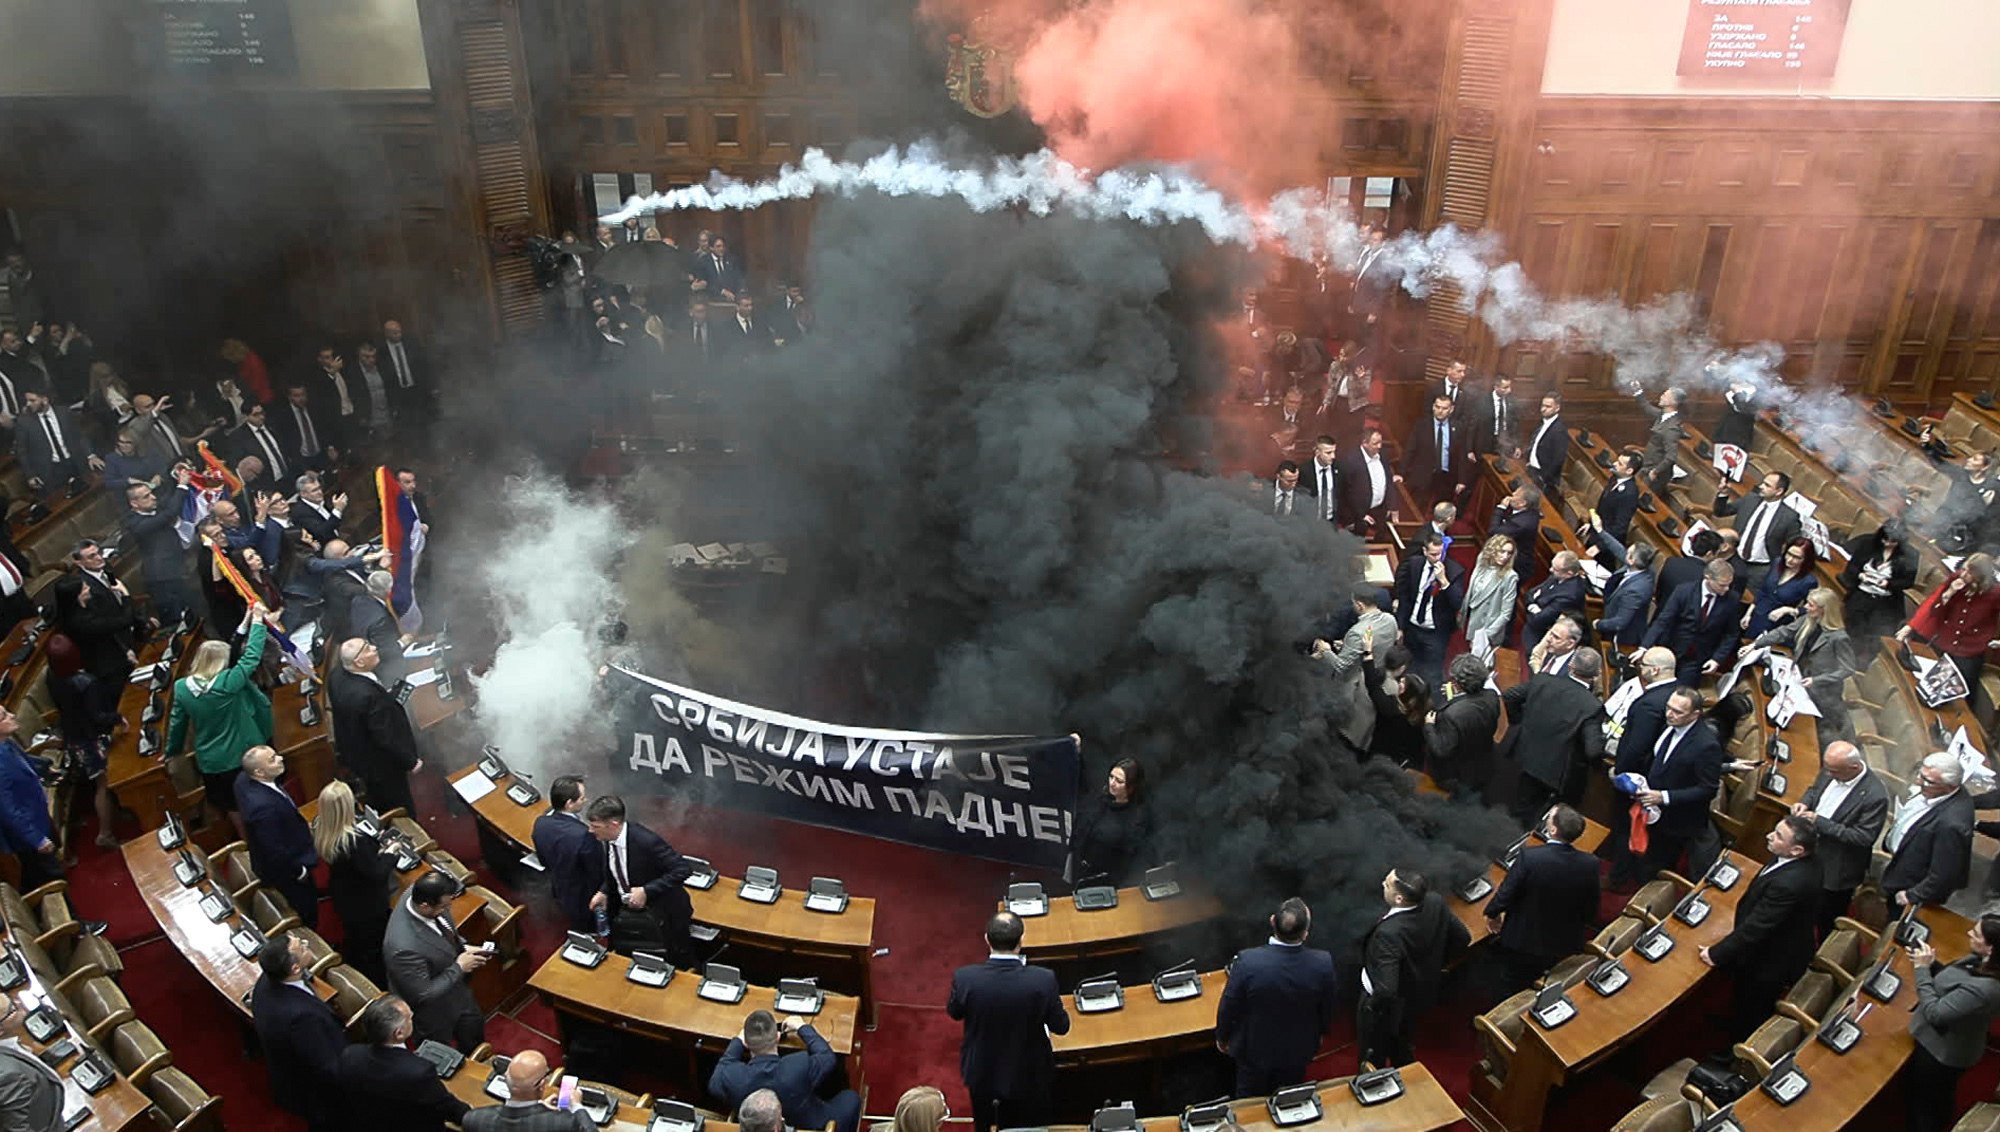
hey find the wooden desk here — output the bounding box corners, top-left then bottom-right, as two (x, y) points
(1731, 905), (1975, 1130)
(102, 633), (194, 836)
(527, 949), (861, 1075)
(1452, 820), (1610, 950)
(121, 836), (336, 1019)
(1468, 850), (1757, 1132)
(1716, 677), (1824, 862)
(1014, 885), (1224, 965)
(448, 765), (880, 1011)
(408, 680), (466, 731)
(0, 958), (152, 1132)
(1070, 1062), (1464, 1132)
(1050, 970), (1226, 1065)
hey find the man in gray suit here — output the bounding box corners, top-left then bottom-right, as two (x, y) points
(1634, 386), (1688, 493)
(124, 474), (198, 622)
(385, 870), (490, 1050)
(1790, 740), (1888, 937)
(0, 1038), (63, 1132)
(1313, 583), (1400, 752)
(463, 1050), (593, 1132)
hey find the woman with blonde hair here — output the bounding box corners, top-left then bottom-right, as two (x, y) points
(309, 780), (394, 983)
(1899, 552), (2000, 688)
(1750, 586), (1857, 741)
(1458, 535), (1519, 662)
(869, 1086), (947, 1132)
(165, 614), (271, 837)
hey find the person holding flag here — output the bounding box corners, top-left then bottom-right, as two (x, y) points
(125, 465), (198, 622)
(377, 466), (425, 635)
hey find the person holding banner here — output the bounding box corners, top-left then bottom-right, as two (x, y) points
(1898, 553), (2000, 689)
(1748, 587), (1857, 742)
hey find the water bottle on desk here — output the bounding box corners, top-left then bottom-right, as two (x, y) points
(594, 906), (610, 941)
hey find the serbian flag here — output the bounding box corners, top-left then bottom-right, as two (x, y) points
(176, 442), (244, 547)
(202, 536), (312, 678)
(376, 466), (424, 634)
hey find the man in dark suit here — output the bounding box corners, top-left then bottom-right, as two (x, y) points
(1714, 472), (1801, 590)
(1522, 551), (1587, 649)
(1701, 815), (1824, 1036)
(708, 1009), (861, 1132)
(694, 236), (746, 300)
(1643, 560), (1745, 685)
(1589, 452), (1644, 559)
(1428, 359), (1470, 409)
(1337, 427), (1401, 540)
(1607, 649), (1684, 887)
(464, 1050), (592, 1132)
(251, 933), (347, 1132)
(1300, 436), (1343, 524)
(1425, 653), (1500, 800)
(1469, 374), (1520, 459)
(125, 475), (198, 622)
(1631, 688), (1725, 880)
(1402, 395), (1473, 507)
(227, 402), (293, 494)
(1594, 543), (1656, 649)
(1501, 649), (1608, 823)
(1635, 386), (1688, 491)
(1358, 868), (1470, 1068)
(384, 871), (489, 1051)
(720, 294), (774, 355)
(1488, 482), (1542, 580)
(337, 995), (472, 1132)
(1791, 741), (1888, 936)
(1521, 392), (1568, 496)
(1214, 897), (1339, 1098)
(318, 543), (371, 646)
(292, 473), (347, 547)
(1485, 804), (1602, 993)
(946, 911), (1070, 1132)
(270, 383), (334, 472)
(13, 389), (101, 499)
(350, 571), (409, 686)
(234, 746), (319, 929)
(330, 638), (422, 815)
(1881, 752), (1976, 911)
(1264, 460), (1308, 518)
(1393, 533), (1464, 693)
(531, 775), (599, 934)
(380, 319), (433, 424)
(584, 794), (696, 962)
(1653, 529), (1725, 620)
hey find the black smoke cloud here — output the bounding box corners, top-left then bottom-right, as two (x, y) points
(695, 189), (1519, 943)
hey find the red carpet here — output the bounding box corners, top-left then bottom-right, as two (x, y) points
(62, 765), (2000, 1130)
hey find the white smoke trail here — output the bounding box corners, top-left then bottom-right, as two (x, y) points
(611, 144), (1935, 520)
(467, 475), (634, 777)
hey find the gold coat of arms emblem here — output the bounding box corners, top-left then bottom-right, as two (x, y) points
(944, 20), (1017, 118)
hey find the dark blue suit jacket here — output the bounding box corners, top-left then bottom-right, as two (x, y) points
(1643, 581), (1745, 681)
(1484, 842), (1601, 961)
(250, 974), (347, 1123)
(945, 957), (1069, 1099)
(707, 1024), (842, 1130)
(1646, 723), (1724, 834)
(1597, 567), (1655, 648)
(235, 776), (316, 885)
(1214, 942), (1339, 1075)
(532, 810), (598, 932)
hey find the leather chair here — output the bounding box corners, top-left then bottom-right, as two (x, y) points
(1775, 970), (1837, 1031)
(1733, 1016), (1806, 1079)
(1610, 1094), (1695, 1132)
(107, 1020), (172, 1087)
(212, 840), (262, 900)
(1952, 1103), (2000, 1132)
(143, 1066), (224, 1132)
(69, 975), (136, 1043)
(321, 964), (385, 1037)
(0, 880), (120, 980)
(1625, 878), (1683, 925)
(1472, 989), (1536, 1095)
(1590, 915), (1647, 959)
(1813, 918), (1873, 984)
(292, 928), (341, 978)
(423, 849), (474, 887)
(389, 815), (435, 853)
(245, 888), (301, 937)
(466, 885), (525, 962)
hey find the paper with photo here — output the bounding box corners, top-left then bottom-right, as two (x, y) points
(1716, 645), (1769, 700)
(1712, 443), (1748, 482)
(1947, 726), (1996, 792)
(1782, 491), (1817, 520)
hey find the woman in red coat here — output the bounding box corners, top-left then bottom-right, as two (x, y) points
(1898, 553), (2000, 686)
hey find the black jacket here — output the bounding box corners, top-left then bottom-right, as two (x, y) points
(235, 776), (316, 887)
(1797, 769), (1889, 892)
(1642, 723), (1724, 834)
(1425, 687), (1499, 789)
(1522, 574), (1587, 647)
(945, 957), (1070, 1099)
(1360, 892), (1470, 1022)
(1393, 555), (1464, 640)
(328, 669), (420, 793)
(1714, 490), (1802, 565)
(1215, 942), (1339, 1076)
(1708, 855), (1824, 986)
(1485, 841), (1601, 961)
(1595, 477), (1641, 545)
(599, 820), (694, 935)
(1522, 415), (1568, 490)
(336, 1042), (471, 1132)
(327, 831), (396, 934)
(250, 975), (347, 1124)
(1070, 793), (1152, 886)
(1644, 581), (1745, 678)
(1500, 673), (1608, 793)
(462, 1102), (596, 1132)
(1614, 681), (1678, 776)
(533, 810), (599, 932)
(1881, 789), (1976, 906)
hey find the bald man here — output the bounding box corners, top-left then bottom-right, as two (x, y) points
(462, 1050), (593, 1131)
(328, 636), (421, 813)
(1792, 741), (1888, 936)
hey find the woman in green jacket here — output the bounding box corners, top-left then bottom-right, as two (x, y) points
(166, 611), (272, 837)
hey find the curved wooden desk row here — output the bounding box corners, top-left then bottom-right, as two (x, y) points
(1051, 1063), (1464, 1132)
(0, 920), (152, 1132)
(1449, 819), (1610, 950)
(1730, 905), (1974, 1131)
(1715, 672), (1825, 860)
(1012, 887), (1224, 962)
(1469, 850), (1756, 1132)
(528, 949), (862, 1057)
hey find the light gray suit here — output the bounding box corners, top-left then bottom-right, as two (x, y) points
(1459, 566), (1518, 647)
(383, 896), (484, 1049)
(1913, 956), (2000, 1068)
(0, 1045), (63, 1132)
(1322, 608), (1399, 749)
(1751, 620), (1857, 740)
